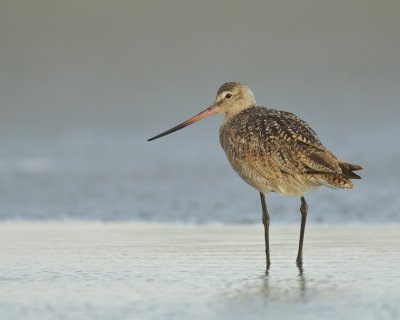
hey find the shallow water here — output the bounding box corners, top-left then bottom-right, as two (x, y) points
(1, 223), (399, 320)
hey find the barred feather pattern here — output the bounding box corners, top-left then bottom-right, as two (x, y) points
(219, 106), (361, 196)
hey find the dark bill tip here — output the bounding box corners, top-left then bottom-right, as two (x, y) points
(147, 105), (217, 141)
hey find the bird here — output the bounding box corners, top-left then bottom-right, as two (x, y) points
(148, 82), (362, 269)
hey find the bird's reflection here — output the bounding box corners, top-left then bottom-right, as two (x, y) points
(225, 265), (308, 303)
(296, 262), (307, 297)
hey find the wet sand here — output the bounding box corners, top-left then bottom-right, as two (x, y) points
(0, 222), (399, 320)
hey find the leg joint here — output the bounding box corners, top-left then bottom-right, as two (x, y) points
(300, 196), (308, 216)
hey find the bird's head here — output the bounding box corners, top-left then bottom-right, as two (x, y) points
(213, 82), (256, 117)
(147, 82), (256, 141)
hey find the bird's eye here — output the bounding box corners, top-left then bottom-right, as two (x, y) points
(225, 93), (232, 99)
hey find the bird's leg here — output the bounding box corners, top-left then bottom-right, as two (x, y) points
(296, 196), (308, 266)
(259, 192), (271, 269)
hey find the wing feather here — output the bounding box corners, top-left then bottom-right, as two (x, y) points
(222, 107), (343, 177)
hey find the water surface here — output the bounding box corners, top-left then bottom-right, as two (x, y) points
(1, 223), (399, 319)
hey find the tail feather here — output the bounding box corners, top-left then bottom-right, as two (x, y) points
(339, 162), (363, 180)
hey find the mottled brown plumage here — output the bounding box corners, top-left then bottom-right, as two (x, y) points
(148, 82), (362, 269)
(219, 106), (361, 196)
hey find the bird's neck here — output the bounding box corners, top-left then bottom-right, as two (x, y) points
(223, 104), (256, 123)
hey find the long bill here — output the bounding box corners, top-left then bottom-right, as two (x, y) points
(147, 105), (217, 141)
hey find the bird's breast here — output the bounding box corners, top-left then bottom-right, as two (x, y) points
(219, 115), (275, 193)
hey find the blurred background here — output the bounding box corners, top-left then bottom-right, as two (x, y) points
(0, 0), (399, 223)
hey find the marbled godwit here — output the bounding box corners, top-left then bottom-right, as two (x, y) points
(148, 82), (362, 269)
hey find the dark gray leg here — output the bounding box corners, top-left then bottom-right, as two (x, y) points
(296, 196), (308, 265)
(259, 192), (271, 269)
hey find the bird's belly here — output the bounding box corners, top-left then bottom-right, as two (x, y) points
(225, 156), (319, 196)
(229, 159), (273, 193)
